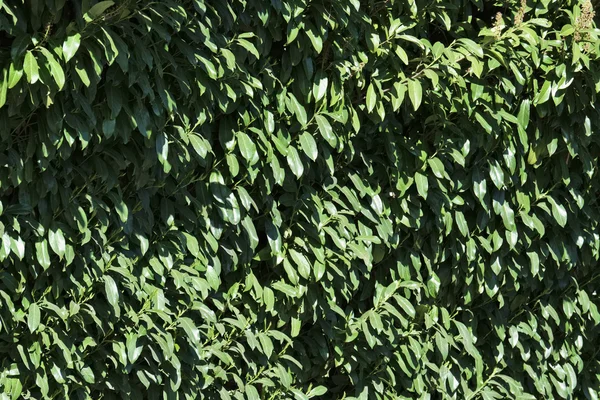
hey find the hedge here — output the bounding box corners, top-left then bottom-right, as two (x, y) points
(0, 0), (599, 399)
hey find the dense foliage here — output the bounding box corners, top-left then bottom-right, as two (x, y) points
(0, 0), (600, 398)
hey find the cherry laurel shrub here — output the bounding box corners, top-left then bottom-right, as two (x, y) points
(0, 0), (599, 399)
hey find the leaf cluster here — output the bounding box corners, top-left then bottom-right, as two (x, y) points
(0, 0), (598, 399)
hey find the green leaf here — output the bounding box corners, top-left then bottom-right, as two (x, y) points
(237, 38), (260, 58)
(189, 134), (209, 159)
(475, 112), (492, 134)
(534, 80), (552, 105)
(85, 1), (115, 21)
(80, 367), (95, 384)
(427, 158), (445, 179)
(299, 132), (318, 161)
(179, 317), (200, 343)
(136, 234), (149, 256)
(63, 34), (81, 62)
(395, 46), (409, 65)
(183, 233), (199, 257)
(48, 228), (66, 259)
(415, 172), (428, 199)
(313, 71), (328, 102)
(308, 386), (328, 398)
(455, 211), (469, 237)
(272, 281), (299, 298)
(35, 241), (51, 270)
(8, 62), (23, 89)
(395, 295), (416, 318)
(24, 51), (39, 84)
(28, 303), (40, 333)
(263, 287), (275, 311)
(455, 321), (480, 358)
(289, 249), (311, 280)
(237, 131), (257, 164)
(472, 170), (487, 208)
(315, 115), (336, 147)
(11, 34), (31, 60)
(156, 132), (170, 171)
(435, 332), (449, 360)
(259, 333), (274, 358)
(287, 146), (304, 178)
(126, 335), (143, 364)
(104, 275), (119, 307)
(305, 26), (323, 53)
(501, 202), (516, 231)
(108, 192), (129, 223)
(242, 216), (259, 250)
(288, 93), (308, 126)
(245, 384), (260, 400)
(489, 161), (504, 189)
(547, 197), (567, 227)
(0, 67), (7, 108)
(458, 38), (484, 58)
(366, 83), (377, 113)
(527, 251), (539, 276)
(313, 261), (325, 282)
(518, 99), (531, 129)
(407, 79), (422, 111)
(36, 372), (49, 397)
(197, 55), (217, 79)
(564, 363), (577, 391)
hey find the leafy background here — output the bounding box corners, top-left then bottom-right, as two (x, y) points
(0, 0), (599, 399)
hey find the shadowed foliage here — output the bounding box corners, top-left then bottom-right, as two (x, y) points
(0, 0), (599, 399)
